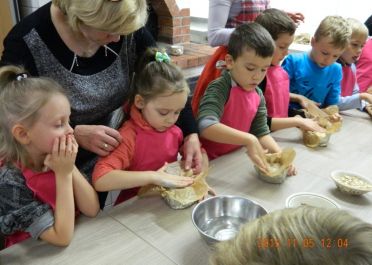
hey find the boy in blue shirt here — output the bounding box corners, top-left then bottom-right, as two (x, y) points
(282, 16), (352, 112)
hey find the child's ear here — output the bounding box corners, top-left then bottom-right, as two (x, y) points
(310, 36), (316, 47)
(225, 54), (234, 70)
(12, 124), (31, 145)
(134, 94), (145, 109)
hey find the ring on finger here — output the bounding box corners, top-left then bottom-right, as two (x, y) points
(103, 143), (108, 149)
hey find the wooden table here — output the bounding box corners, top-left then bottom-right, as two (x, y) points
(1, 110), (371, 265)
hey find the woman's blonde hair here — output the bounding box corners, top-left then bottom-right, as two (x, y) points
(52, 0), (148, 35)
(347, 18), (369, 40)
(314, 16), (352, 49)
(0, 65), (66, 167)
(210, 206), (372, 265)
(132, 48), (189, 103)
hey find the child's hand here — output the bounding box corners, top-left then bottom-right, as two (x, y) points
(329, 113), (342, 122)
(245, 136), (268, 173)
(154, 163), (194, 188)
(360, 92), (372, 104)
(296, 117), (326, 132)
(367, 87), (372, 94)
(44, 135), (78, 177)
(297, 95), (320, 110)
(287, 164), (297, 176)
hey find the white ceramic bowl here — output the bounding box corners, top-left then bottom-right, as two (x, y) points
(330, 170), (372, 196)
(286, 192), (339, 209)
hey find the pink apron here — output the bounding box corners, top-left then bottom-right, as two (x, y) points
(341, 65), (356, 97)
(115, 125), (183, 204)
(5, 169), (57, 248)
(264, 66), (290, 117)
(201, 86), (261, 159)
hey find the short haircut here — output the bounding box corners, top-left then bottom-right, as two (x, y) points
(347, 18), (368, 40)
(211, 206), (372, 265)
(255, 8), (296, 40)
(314, 16), (352, 49)
(52, 0), (147, 35)
(228, 22), (275, 60)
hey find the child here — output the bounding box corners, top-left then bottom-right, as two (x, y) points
(197, 23), (295, 175)
(255, 9), (324, 132)
(356, 15), (372, 93)
(0, 66), (99, 248)
(210, 206), (372, 265)
(282, 16), (352, 112)
(92, 48), (201, 205)
(337, 18), (372, 112)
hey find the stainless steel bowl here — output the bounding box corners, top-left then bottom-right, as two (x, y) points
(191, 195), (268, 244)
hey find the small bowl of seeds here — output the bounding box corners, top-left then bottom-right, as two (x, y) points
(331, 170), (372, 196)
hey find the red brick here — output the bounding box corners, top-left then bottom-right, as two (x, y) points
(181, 35), (190, 43)
(181, 17), (191, 26)
(178, 8), (190, 17)
(180, 26), (190, 35)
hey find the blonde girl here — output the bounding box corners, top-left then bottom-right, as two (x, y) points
(0, 66), (99, 248)
(211, 206), (372, 265)
(92, 48), (206, 206)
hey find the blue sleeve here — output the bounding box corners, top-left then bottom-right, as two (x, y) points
(324, 65), (342, 106)
(282, 55), (295, 80)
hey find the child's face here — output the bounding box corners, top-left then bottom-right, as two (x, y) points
(136, 90), (188, 132)
(310, 36), (345, 67)
(272, 33), (295, 66)
(226, 49), (272, 91)
(340, 33), (367, 64)
(26, 94), (73, 156)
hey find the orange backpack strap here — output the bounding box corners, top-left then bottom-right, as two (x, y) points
(192, 46), (228, 115)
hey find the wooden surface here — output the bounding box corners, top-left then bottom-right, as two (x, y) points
(1, 109), (371, 265)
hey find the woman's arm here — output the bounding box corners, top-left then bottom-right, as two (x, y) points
(208, 0), (235, 47)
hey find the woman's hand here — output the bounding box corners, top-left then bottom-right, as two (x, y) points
(74, 125), (122, 156)
(153, 163), (194, 188)
(44, 135), (78, 177)
(286, 12), (305, 23)
(182, 133), (203, 174)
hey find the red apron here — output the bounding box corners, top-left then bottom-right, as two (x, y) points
(201, 86), (260, 159)
(115, 125), (183, 204)
(192, 46), (228, 115)
(341, 64), (356, 97)
(5, 169), (57, 248)
(264, 65), (290, 117)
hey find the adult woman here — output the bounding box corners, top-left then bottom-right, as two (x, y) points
(0, 0), (202, 184)
(208, 0), (304, 47)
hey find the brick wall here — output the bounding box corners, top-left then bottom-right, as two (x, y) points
(150, 0), (190, 44)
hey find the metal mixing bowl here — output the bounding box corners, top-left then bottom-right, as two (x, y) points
(191, 195), (267, 244)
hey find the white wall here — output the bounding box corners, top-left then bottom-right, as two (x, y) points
(184, 0), (372, 34)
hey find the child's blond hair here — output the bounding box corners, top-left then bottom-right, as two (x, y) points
(314, 16), (352, 49)
(0, 65), (66, 167)
(52, 0), (147, 35)
(210, 206), (372, 265)
(347, 18), (369, 40)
